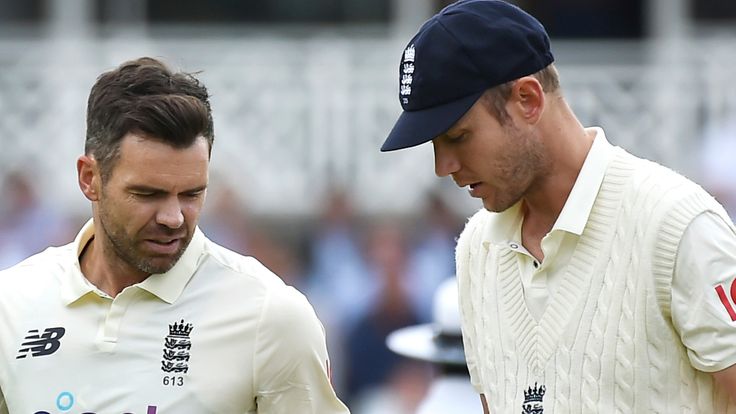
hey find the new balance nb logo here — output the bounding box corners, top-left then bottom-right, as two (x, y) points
(16, 327), (66, 359)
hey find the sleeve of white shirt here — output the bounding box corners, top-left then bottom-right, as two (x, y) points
(253, 284), (350, 413)
(672, 211), (736, 372)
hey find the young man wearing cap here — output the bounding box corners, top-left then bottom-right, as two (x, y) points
(381, 1), (736, 412)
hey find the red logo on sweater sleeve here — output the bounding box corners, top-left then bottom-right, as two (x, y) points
(715, 280), (736, 322)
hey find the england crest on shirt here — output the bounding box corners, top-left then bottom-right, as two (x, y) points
(522, 382), (546, 414)
(161, 319), (193, 375)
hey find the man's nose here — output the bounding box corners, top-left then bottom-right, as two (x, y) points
(433, 142), (460, 177)
(156, 197), (185, 229)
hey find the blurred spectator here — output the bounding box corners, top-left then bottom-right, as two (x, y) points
(0, 171), (72, 269)
(406, 192), (462, 322)
(306, 189), (462, 404)
(304, 188), (373, 396)
(306, 189), (374, 329)
(699, 120), (736, 218)
(345, 221), (420, 406)
(387, 278), (480, 414)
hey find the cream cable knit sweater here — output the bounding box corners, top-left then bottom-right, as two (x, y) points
(457, 147), (736, 413)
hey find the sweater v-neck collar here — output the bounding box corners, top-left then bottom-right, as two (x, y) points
(496, 146), (633, 375)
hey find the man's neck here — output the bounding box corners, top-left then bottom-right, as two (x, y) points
(78, 236), (149, 298)
(520, 125), (596, 259)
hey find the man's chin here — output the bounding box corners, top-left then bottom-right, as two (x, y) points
(136, 254), (181, 275)
(134, 239), (190, 274)
(482, 199), (502, 213)
(482, 198), (515, 213)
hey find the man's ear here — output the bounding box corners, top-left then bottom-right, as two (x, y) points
(508, 76), (545, 125)
(77, 155), (101, 202)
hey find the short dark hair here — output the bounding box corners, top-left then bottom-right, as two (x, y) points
(480, 63), (561, 124)
(85, 57), (214, 181)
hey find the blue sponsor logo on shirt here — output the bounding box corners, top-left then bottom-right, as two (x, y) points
(33, 391), (158, 414)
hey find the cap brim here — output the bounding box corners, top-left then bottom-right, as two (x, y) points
(386, 324), (467, 365)
(381, 91), (485, 152)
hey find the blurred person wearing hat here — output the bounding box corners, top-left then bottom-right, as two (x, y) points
(381, 1), (736, 412)
(387, 278), (480, 414)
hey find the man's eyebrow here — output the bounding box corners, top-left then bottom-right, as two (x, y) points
(182, 185), (208, 193)
(126, 184), (163, 193)
(126, 184), (207, 193)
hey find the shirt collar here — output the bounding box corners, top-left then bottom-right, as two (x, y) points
(481, 201), (524, 246)
(60, 219), (98, 305)
(552, 127), (614, 235)
(60, 219), (206, 306)
(137, 227), (205, 304)
(480, 127), (614, 246)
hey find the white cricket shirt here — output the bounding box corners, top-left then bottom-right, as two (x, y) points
(0, 220), (349, 414)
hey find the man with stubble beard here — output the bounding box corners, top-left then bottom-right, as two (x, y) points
(381, 1), (736, 412)
(0, 57), (349, 414)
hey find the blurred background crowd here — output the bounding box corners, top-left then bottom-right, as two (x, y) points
(1, 0), (736, 412)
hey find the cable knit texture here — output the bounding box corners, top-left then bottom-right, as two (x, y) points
(456, 147), (736, 413)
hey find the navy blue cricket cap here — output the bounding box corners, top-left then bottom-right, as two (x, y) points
(381, 0), (554, 152)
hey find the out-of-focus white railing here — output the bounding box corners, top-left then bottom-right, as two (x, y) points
(1, 35), (735, 217)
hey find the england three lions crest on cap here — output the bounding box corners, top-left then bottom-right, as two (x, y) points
(400, 44), (416, 104)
